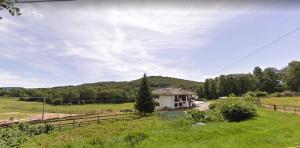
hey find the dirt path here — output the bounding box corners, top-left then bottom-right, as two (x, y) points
(0, 113), (75, 126)
(194, 101), (211, 111)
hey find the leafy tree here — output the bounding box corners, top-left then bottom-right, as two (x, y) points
(80, 88), (97, 103)
(285, 61), (300, 91)
(63, 89), (79, 103)
(135, 74), (155, 116)
(253, 66), (263, 90)
(0, 0), (21, 19)
(196, 84), (205, 99)
(261, 67), (281, 93)
(217, 75), (228, 97)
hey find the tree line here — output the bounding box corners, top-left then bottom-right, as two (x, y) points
(197, 61), (300, 99)
(0, 76), (200, 105)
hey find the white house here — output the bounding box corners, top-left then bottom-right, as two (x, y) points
(152, 88), (197, 110)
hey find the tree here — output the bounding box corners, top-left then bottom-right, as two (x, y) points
(0, 0), (21, 19)
(80, 88), (97, 103)
(135, 74), (155, 116)
(285, 61), (300, 92)
(253, 66), (263, 90)
(261, 67), (281, 93)
(63, 89), (79, 103)
(217, 75), (228, 97)
(196, 84), (205, 99)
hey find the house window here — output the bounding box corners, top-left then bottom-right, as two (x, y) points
(174, 103), (178, 107)
(174, 96), (179, 102)
(179, 103), (182, 107)
(182, 95), (187, 101)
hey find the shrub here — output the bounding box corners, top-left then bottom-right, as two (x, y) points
(51, 98), (63, 105)
(280, 91), (295, 97)
(244, 91), (256, 97)
(219, 98), (257, 122)
(0, 123), (54, 148)
(255, 91), (268, 97)
(208, 103), (217, 110)
(124, 132), (149, 146)
(187, 110), (223, 123)
(269, 92), (282, 97)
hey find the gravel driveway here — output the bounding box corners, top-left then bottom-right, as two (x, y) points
(194, 101), (211, 111)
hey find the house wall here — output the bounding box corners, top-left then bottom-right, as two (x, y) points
(157, 95), (173, 109)
(156, 94), (197, 110)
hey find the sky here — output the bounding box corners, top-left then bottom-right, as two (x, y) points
(0, 0), (300, 88)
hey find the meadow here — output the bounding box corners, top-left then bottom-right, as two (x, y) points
(262, 97), (300, 106)
(22, 109), (300, 148)
(0, 98), (133, 120)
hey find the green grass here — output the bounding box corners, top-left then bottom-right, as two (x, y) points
(262, 97), (300, 106)
(22, 109), (300, 148)
(0, 98), (133, 120)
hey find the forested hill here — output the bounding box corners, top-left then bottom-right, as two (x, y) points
(0, 76), (202, 105)
(81, 76), (201, 90)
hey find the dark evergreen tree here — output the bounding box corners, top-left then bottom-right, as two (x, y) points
(285, 61), (300, 92)
(135, 74), (155, 116)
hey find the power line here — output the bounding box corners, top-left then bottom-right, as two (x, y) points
(213, 26), (300, 76)
(13, 0), (77, 3)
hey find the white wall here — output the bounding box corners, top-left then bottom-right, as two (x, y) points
(157, 95), (174, 109)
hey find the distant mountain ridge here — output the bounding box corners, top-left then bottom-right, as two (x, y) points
(79, 76), (202, 90)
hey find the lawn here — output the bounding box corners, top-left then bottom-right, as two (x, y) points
(22, 109), (300, 148)
(262, 97), (300, 106)
(0, 98), (133, 120)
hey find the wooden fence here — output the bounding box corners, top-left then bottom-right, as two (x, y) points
(254, 98), (300, 115)
(0, 109), (135, 128)
(259, 103), (300, 115)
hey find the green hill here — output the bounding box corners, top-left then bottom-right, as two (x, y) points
(0, 76), (202, 105)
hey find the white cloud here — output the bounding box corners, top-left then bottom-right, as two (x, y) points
(0, 2), (249, 87)
(0, 71), (42, 88)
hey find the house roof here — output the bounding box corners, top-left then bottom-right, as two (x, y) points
(152, 88), (196, 95)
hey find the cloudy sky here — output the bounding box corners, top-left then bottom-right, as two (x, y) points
(1, 0), (300, 88)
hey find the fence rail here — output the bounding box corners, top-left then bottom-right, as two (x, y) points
(259, 103), (300, 114)
(0, 108), (135, 128)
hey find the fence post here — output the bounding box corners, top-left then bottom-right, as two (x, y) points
(97, 116), (100, 124)
(256, 98), (261, 107)
(284, 105), (286, 112)
(295, 108), (297, 114)
(73, 118), (75, 128)
(273, 105), (277, 111)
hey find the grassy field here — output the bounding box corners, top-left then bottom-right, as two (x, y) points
(22, 109), (300, 148)
(0, 98), (133, 120)
(262, 97), (300, 106)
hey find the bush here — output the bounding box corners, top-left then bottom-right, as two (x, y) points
(208, 103), (217, 110)
(187, 110), (223, 123)
(51, 98), (63, 105)
(280, 91), (295, 97)
(0, 123), (54, 147)
(124, 132), (149, 146)
(269, 92), (282, 97)
(219, 98), (257, 122)
(255, 91), (268, 97)
(244, 91), (256, 97)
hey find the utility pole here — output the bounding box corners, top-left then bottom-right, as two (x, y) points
(42, 97), (45, 120)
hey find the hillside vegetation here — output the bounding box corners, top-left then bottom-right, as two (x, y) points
(0, 76), (201, 105)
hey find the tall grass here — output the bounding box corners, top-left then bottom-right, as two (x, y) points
(22, 109), (300, 148)
(0, 98), (133, 120)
